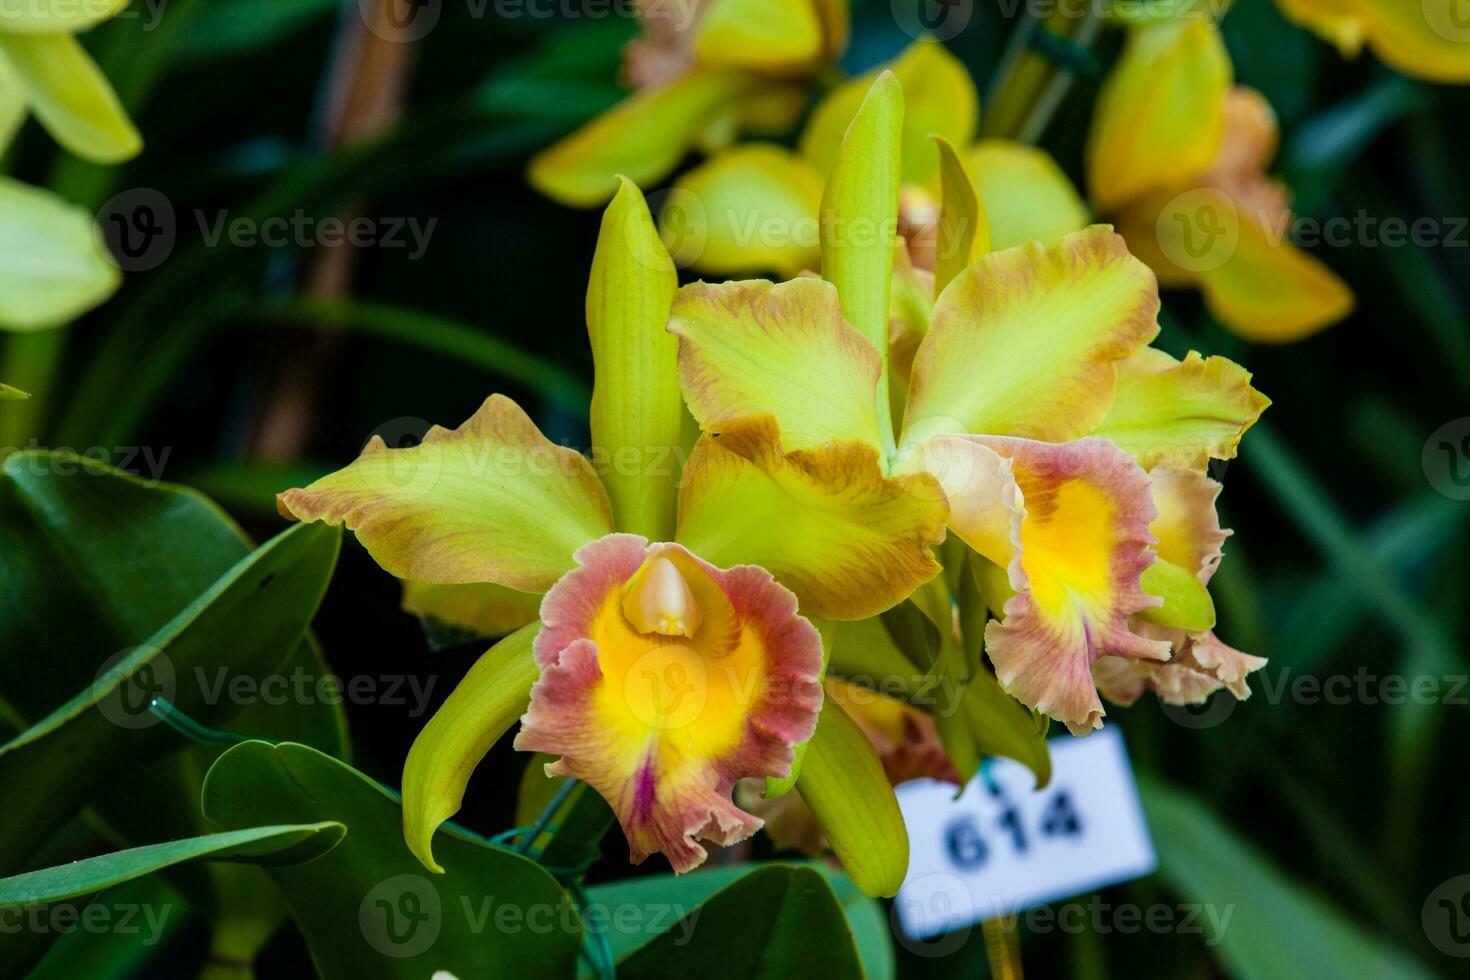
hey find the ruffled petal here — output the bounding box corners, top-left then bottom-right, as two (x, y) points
(901, 226), (1160, 450)
(908, 434), (1170, 734)
(669, 276), (884, 452)
(1149, 467), (1230, 583)
(1093, 347), (1270, 472)
(278, 395), (615, 593)
(514, 534), (824, 872)
(676, 415), (947, 620)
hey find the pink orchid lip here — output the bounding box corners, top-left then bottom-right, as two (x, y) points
(514, 533), (823, 873)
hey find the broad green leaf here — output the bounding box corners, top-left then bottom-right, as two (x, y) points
(401, 623), (540, 873)
(27, 877), (186, 979)
(819, 70), (903, 457)
(0, 0), (129, 33)
(796, 699), (908, 897)
(0, 824), (344, 906)
(931, 135), (988, 295)
(1141, 777), (1435, 979)
(584, 862), (892, 978)
(528, 71), (753, 208)
(0, 460), (340, 874)
(0, 452), (348, 972)
(0, 33), (141, 163)
(202, 740), (582, 978)
(617, 866), (864, 978)
(587, 178), (681, 540)
(1138, 557), (1217, 631)
(0, 177), (120, 331)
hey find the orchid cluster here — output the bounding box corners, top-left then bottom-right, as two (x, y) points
(0, 0), (138, 331)
(281, 67), (1272, 893)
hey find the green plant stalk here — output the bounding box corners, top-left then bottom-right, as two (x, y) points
(980, 0), (1096, 142)
(0, 332), (64, 449)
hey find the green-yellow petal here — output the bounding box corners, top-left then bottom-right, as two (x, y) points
(819, 69), (904, 455)
(801, 39), (977, 190)
(277, 395), (615, 593)
(664, 144), (824, 277)
(795, 697), (909, 898)
(1137, 557), (1216, 631)
(0, 57), (26, 154)
(0, 176), (120, 331)
(0, 33), (140, 163)
(966, 140), (1091, 251)
(931, 135), (988, 295)
(900, 226), (1160, 451)
(0, 0), (129, 33)
(669, 276), (883, 451)
(693, 0), (824, 73)
(527, 70), (753, 208)
(401, 580), (542, 639)
(676, 415), (947, 621)
(402, 624), (540, 872)
(1093, 348), (1270, 471)
(1277, 0), (1470, 83)
(587, 178), (682, 540)
(1086, 20), (1231, 212)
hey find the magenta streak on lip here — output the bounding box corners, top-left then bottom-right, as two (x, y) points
(632, 755), (657, 821)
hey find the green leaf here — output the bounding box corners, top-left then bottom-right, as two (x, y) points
(27, 877), (187, 979)
(796, 699), (908, 898)
(1138, 557), (1217, 631)
(202, 740), (583, 978)
(1140, 777), (1435, 980)
(0, 33), (141, 163)
(0, 452), (348, 972)
(614, 866), (864, 978)
(819, 70), (903, 459)
(0, 177), (120, 331)
(401, 623), (540, 872)
(0, 0), (129, 33)
(0, 824), (344, 907)
(0, 454), (341, 874)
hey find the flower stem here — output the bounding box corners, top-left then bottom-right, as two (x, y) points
(981, 914), (1024, 980)
(980, 0), (1100, 143)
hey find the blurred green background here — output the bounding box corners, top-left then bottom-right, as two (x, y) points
(2, 0), (1468, 975)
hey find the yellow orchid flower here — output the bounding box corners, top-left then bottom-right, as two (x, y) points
(669, 71), (1270, 736)
(0, 0), (141, 163)
(528, 0), (848, 207)
(1087, 18), (1354, 343)
(660, 38), (1090, 279)
(0, 176), (121, 331)
(1276, 0), (1470, 83)
(278, 178), (945, 892)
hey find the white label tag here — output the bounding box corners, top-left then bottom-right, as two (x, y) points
(893, 727), (1156, 940)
